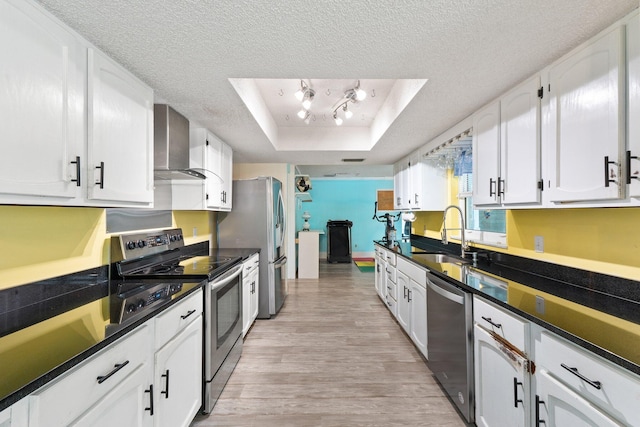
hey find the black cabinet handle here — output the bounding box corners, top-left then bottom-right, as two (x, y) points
(70, 156), (81, 187)
(627, 151), (639, 184)
(604, 156), (617, 187)
(145, 384), (154, 415)
(407, 289), (412, 302)
(513, 377), (523, 408)
(535, 395), (545, 425)
(481, 316), (502, 329)
(161, 370), (170, 399)
(498, 178), (505, 197)
(95, 161), (104, 189)
(489, 178), (496, 197)
(96, 360), (129, 384)
(181, 309), (196, 320)
(403, 286), (408, 300)
(561, 363), (602, 390)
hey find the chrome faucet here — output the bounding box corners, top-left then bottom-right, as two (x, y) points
(441, 205), (469, 258)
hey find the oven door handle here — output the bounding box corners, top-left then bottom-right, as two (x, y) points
(210, 264), (243, 292)
(273, 256), (287, 268)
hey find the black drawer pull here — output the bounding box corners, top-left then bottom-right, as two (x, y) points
(513, 377), (523, 408)
(161, 370), (170, 399)
(70, 156), (81, 187)
(97, 360), (129, 384)
(145, 384), (154, 415)
(95, 161), (105, 189)
(481, 316), (502, 329)
(561, 363), (602, 390)
(535, 395), (545, 425)
(181, 309), (196, 320)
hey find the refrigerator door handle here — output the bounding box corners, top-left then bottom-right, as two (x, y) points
(278, 189), (286, 248)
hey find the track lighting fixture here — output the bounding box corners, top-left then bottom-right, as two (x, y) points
(293, 79), (367, 125)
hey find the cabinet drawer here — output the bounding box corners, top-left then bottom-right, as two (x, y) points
(28, 323), (152, 427)
(385, 293), (397, 317)
(155, 288), (203, 349)
(536, 330), (640, 426)
(385, 251), (397, 267)
(385, 265), (396, 284)
(243, 253), (259, 276)
(473, 296), (528, 350)
(386, 278), (397, 301)
(397, 257), (426, 287)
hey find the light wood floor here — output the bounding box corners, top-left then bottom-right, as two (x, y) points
(192, 260), (467, 427)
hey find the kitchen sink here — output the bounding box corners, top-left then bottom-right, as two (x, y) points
(411, 252), (470, 265)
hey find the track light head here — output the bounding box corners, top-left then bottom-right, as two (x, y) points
(333, 111), (343, 126)
(301, 88), (315, 110)
(343, 103), (353, 119)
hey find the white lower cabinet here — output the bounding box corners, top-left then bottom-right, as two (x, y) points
(374, 246), (387, 300)
(68, 364), (153, 427)
(242, 253), (260, 337)
(534, 369), (619, 427)
(533, 327), (640, 427)
(26, 289), (204, 427)
(152, 289), (203, 427)
(474, 296), (530, 427)
(28, 324), (153, 427)
(153, 319), (202, 427)
(474, 326), (529, 427)
(396, 258), (427, 358)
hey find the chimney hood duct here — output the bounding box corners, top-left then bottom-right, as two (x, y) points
(153, 104), (206, 180)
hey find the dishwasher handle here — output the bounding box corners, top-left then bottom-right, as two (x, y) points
(427, 277), (464, 305)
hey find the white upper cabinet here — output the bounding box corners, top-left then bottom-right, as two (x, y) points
(219, 141), (233, 210)
(410, 153), (447, 211)
(0, 0), (154, 207)
(500, 75), (542, 205)
(626, 13), (640, 198)
(175, 127), (233, 211)
(87, 48), (154, 205)
(393, 159), (411, 210)
(544, 25), (625, 203)
(473, 75), (542, 208)
(0, 0), (85, 203)
(473, 101), (501, 206)
(394, 154), (446, 211)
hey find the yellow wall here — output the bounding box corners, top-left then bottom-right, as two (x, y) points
(412, 172), (640, 281)
(0, 206), (214, 289)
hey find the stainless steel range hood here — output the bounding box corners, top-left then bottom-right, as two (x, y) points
(154, 104), (206, 180)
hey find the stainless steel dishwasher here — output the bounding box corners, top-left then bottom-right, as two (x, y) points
(426, 272), (474, 424)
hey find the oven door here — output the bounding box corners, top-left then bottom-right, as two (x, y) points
(205, 263), (243, 381)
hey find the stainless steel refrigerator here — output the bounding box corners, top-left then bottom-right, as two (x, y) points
(218, 177), (287, 318)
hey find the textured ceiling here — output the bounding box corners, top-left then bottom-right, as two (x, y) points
(35, 0), (639, 172)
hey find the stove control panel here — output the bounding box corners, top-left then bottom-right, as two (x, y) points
(115, 228), (184, 260)
(112, 282), (183, 324)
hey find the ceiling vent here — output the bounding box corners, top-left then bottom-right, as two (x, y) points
(342, 158), (365, 163)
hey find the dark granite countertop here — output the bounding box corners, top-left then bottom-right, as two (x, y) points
(374, 236), (640, 376)
(0, 267), (205, 411)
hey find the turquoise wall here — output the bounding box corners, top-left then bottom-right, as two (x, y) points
(295, 178), (394, 255)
